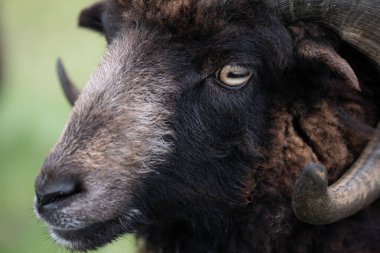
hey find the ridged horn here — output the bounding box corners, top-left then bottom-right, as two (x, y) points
(262, 0), (380, 224)
(264, 0), (380, 66)
(292, 124), (380, 225)
(56, 58), (80, 106)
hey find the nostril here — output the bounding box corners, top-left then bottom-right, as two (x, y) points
(36, 177), (81, 207)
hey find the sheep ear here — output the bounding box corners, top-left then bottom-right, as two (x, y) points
(78, 2), (106, 33)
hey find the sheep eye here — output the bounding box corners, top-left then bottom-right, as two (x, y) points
(216, 65), (252, 88)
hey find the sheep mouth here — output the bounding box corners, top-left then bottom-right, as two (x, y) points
(49, 217), (134, 251)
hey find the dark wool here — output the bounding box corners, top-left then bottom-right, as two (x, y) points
(49, 1), (380, 252)
(113, 2), (380, 252)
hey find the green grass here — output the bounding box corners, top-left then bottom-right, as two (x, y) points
(0, 0), (136, 252)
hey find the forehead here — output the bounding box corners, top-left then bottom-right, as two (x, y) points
(105, 0), (265, 39)
(101, 0), (276, 68)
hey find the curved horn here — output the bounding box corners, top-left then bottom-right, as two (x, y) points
(262, 0), (380, 224)
(264, 0), (380, 66)
(292, 123), (380, 224)
(56, 58), (80, 106)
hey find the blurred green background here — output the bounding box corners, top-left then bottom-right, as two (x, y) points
(0, 0), (136, 252)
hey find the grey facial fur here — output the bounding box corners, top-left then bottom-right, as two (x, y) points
(38, 28), (180, 234)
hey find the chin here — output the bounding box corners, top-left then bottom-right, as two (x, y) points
(49, 218), (131, 251)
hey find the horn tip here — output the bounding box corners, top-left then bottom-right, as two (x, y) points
(303, 163), (328, 185)
(56, 58), (65, 77)
(298, 163), (328, 189)
(292, 163), (329, 225)
(56, 58), (63, 70)
(55, 58), (78, 106)
(293, 163), (328, 200)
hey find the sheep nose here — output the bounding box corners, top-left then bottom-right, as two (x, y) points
(35, 177), (81, 210)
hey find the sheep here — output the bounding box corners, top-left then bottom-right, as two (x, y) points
(34, 0), (380, 252)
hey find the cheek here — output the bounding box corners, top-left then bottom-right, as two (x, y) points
(200, 77), (265, 112)
(183, 80), (265, 134)
(129, 91), (269, 216)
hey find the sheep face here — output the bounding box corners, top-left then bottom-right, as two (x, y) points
(34, 1), (292, 251)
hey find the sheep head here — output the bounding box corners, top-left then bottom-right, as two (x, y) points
(34, 0), (380, 251)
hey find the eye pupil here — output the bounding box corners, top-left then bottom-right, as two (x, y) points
(227, 71), (250, 79)
(216, 65), (252, 88)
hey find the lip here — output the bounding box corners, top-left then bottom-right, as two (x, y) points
(34, 194), (143, 251)
(50, 218), (130, 251)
